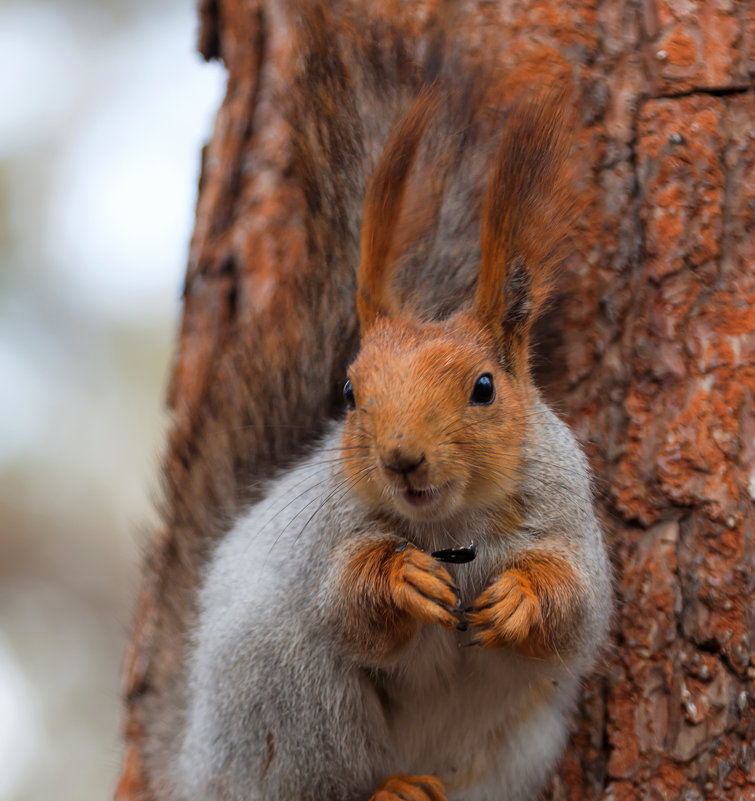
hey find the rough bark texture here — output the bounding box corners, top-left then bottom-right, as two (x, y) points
(116, 2), (754, 799)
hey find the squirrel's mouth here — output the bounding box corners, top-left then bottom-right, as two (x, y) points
(395, 481), (459, 520)
(402, 486), (441, 507)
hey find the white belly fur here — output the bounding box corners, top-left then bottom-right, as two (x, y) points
(369, 622), (576, 801)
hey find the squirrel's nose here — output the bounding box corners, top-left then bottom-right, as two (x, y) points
(381, 450), (426, 476)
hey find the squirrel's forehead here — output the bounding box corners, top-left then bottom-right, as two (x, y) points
(352, 335), (486, 381)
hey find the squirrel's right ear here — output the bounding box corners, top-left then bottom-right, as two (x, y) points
(356, 87), (440, 333)
(475, 93), (575, 374)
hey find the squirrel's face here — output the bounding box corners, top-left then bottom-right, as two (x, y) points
(341, 315), (528, 523)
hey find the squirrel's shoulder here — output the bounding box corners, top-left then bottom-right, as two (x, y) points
(199, 423), (357, 588)
(518, 400), (599, 536)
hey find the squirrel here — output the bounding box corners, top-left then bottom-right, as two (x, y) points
(171, 75), (612, 801)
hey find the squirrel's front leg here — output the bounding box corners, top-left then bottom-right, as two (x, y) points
(331, 539), (463, 659)
(468, 548), (586, 657)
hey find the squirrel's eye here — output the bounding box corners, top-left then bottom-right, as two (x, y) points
(470, 373), (495, 405)
(344, 378), (356, 409)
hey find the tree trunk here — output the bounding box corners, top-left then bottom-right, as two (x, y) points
(116, 2), (754, 799)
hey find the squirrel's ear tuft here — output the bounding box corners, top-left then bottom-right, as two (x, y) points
(475, 91), (575, 373)
(357, 86), (441, 333)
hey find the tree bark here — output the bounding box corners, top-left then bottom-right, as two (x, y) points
(116, 2), (754, 799)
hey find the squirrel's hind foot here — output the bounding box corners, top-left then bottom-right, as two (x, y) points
(369, 774), (447, 801)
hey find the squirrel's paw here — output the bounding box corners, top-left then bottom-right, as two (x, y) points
(389, 544), (462, 631)
(370, 774), (447, 801)
(467, 571), (540, 649)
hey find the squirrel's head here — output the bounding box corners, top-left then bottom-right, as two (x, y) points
(341, 86), (573, 524)
(343, 313), (528, 522)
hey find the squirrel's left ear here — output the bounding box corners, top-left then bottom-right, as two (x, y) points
(475, 92), (575, 375)
(356, 87), (440, 334)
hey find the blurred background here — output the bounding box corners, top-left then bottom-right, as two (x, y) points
(0, 0), (225, 797)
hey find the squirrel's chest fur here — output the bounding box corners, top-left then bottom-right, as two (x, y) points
(367, 619), (575, 796)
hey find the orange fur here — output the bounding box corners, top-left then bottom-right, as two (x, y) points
(468, 549), (585, 657)
(339, 540), (460, 656)
(476, 93), (574, 374)
(370, 774), (447, 801)
(357, 88), (442, 331)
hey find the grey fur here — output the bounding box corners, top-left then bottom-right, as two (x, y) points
(174, 403), (611, 801)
